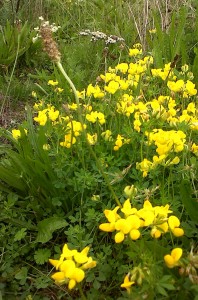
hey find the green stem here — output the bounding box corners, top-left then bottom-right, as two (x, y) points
(56, 61), (121, 207)
(78, 283), (87, 300)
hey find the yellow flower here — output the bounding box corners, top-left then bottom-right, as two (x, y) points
(48, 79), (59, 86)
(86, 111), (105, 125)
(34, 110), (48, 126)
(115, 63), (128, 74)
(49, 244), (97, 290)
(149, 28), (157, 34)
(12, 129), (21, 140)
(68, 103), (78, 110)
(99, 206), (120, 232)
(191, 143), (198, 155)
(101, 129), (112, 141)
(121, 274), (134, 293)
(168, 216), (184, 237)
(87, 133), (97, 145)
(48, 108), (59, 121)
(121, 198), (137, 216)
(81, 257), (97, 270)
(104, 80), (120, 94)
(74, 246), (89, 264)
(164, 248), (183, 268)
(60, 134), (76, 148)
(129, 48), (142, 57)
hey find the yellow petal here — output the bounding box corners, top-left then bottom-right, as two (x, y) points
(129, 229), (141, 240)
(171, 248), (183, 261)
(60, 260), (76, 278)
(172, 228), (184, 237)
(99, 223), (115, 232)
(164, 255), (175, 268)
(72, 268), (85, 283)
(49, 259), (60, 269)
(51, 271), (66, 283)
(115, 231), (125, 243)
(168, 216), (180, 229)
(68, 279), (76, 290)
(115, 219), (132, 234)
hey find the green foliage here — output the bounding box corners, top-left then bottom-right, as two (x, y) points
(0, 20), (35, 69)
(34, 249), (51, 265)
(180, 179), (198, 223)
(36, 217), (67, 243)
(150, 7), (188, 67)
(0, 1), (198, 299)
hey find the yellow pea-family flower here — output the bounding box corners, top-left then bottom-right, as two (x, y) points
(68, 103), (78, 111)
(121, 198), (137, 216)
(34, 110), (48, 126)
(167, 79), (184, 93)
(129, 48), (142, 57)
(113, 134), (124, 151)
(191, 143), (198, 155)
(48, 107), (59, 121)
(184, 80), (197, 97)
(121, 274), (135, 293)
(86, 111), (105, 125)
(168, 216), (184, 237)
(60, 134), (76, 148)
(115, 63), (129, 74)
(124, 186), (137, 199)
(49, 244), (96, 290)
(12, 129), (22, 140)
(164, 248), (183, 268)
(104, 80), (120, 94)
(48, 79), (59, 86)
(99, 206), (120, 232)
(101, 129), (112, 141)
(87, 133), (97, 145)
(55, 87), (64, 93)
(136, 159), (153, 177)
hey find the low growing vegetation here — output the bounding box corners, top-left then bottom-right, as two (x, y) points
(0, 1), (198, 299)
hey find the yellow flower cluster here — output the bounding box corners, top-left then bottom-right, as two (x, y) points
(167, 79), (197, 98)
(148, 129), (186, 155)
(60, 120), (86, 148)
(99, 199), (184, 243)
(113, 134), (130, 151)
(49, 244), (96, 290)
(34, 105), (60, 126)
(86, 111), (106, 124)
(136, 129), (186, 177)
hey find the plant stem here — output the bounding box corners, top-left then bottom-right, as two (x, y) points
(56, 61), (121, 207)
(78, 283), (87, 300)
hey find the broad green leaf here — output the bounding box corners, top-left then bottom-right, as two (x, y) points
(180, 179), (198, 223)
(34, 249), (51, 265)
(36, 217), (67, 243)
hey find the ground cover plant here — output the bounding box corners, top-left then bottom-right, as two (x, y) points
(0, 1), (198, 299)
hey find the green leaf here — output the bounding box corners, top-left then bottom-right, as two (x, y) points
(15, 267), (28, 285)
(34, 249), (51, 265)
(180, 179), (198, 223)
(14, 228), (27, 242)
(36, 217), (67, 243)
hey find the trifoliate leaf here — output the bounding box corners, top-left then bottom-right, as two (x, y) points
(36, 216), (67, 243)
(34, 248), (51, 265)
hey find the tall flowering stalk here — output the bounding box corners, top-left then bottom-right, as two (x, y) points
(39, 19), (121, 207)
